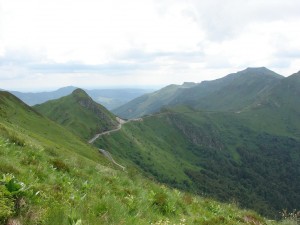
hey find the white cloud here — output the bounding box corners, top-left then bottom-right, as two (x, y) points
(0, 0), (300, 91)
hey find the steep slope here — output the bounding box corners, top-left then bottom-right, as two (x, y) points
(97, 106), (300, 219)
(236, 71), (300, 138)
(34, 89), (118, 140)
(113, 82), (196, 119)
(0, 90), (105, 161)
(113, 67), (283, 119)
(0, 93), (280, 224)
(186, 67), (283, 111)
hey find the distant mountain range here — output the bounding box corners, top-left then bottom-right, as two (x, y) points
(97, 67), (300, 218)
(113, 67), (284, 118)
(8, 86), (153, 109)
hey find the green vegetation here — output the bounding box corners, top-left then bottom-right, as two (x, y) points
(0, 90), (284, 224)
(34, 89), (118, 140)
(97, 106), (300, 219)
(105, 69), (300, 219)
(113, 82), (197, 119)
(113, 67), (283, 119)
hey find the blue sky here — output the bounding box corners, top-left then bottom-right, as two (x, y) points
(0, 0), (300, 91)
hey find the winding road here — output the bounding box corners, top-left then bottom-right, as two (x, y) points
(88, 117), (142, 144)
(89, 117), (142, 170)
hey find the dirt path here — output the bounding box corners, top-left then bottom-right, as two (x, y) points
(88, 117), (143, 171)
(98, 149), (125, 170)
(88, 117), (142, 144)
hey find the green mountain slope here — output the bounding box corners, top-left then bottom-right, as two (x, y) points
(0, 90), (102, 161)
(97, 106), (300, 218)
(187, 67), (283, 111)
(0, 93), (282, 224)
(113, 67), (283, 119)
(237, 71), (300, 138)
(113, 82), (196, 119)
(34, 89), (118, 140)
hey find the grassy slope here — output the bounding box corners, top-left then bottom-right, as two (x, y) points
(34, 89), (118, 140)
(237, 71), (300, 139)
(0, 91), (282, 224)
(113, 83), (196, 119)
(96, 106), (300, 219)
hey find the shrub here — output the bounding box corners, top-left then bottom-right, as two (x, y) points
(0, 174), (27, 222)
(150, 191), (176, 215)
(0, 185), (14, 224)
(51, 159), (70, 172)
(9, 134), (25, 147)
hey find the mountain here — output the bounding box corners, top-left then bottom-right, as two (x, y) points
(0, 92), (280, 224)
(0, 90), (107, 162)
(87, 88), (154, 110)
(235, 70), (300, 139)
(98, 70), (300, 218)
(113, 82), (197, 119)
(98, 106), (300, 218)
(9, 86), (153, 109)
(184, 67), (283, 111)
(34, 88), (118, 140)
(113, 67), (283, 119)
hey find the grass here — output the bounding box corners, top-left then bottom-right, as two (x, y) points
(96, 108), (300, 219)
(0, 134), (282, 225)
(33, 89), (118, 140)
(0, 91), (286, 224)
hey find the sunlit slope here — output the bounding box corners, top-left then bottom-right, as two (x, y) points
(34, 88), (118, 140)
(0, 92), (281, 224)
(0, 90), (104, 161)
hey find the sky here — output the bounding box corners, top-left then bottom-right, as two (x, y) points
(0, 0), (300, 91)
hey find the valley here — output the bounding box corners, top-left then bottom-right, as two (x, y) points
(1, 67), (299, 224)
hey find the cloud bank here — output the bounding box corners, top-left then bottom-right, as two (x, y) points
(0, 0), (300, 91)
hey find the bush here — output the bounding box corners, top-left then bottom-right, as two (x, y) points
(150, 191), (176, 215)
(0, 185), (14, 224)
(51, 159), (70, 172)
(0, 174), (27, 223)
(9, 134), (25, 147)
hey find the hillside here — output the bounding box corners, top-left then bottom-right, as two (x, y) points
(0, 93), (282, 224)
(113, 82), (197, 119)
(97, 106), (300, 219)
(101, 71), (300, 219)
(10, 86), (152, 109)
(113, 67), (283, 119)
(34, 89), (118, 140)
(236, 71), (300, 139)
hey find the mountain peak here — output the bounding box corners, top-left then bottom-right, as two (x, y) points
(72, 88), (90, 98)
(245, 66), (268, 71)
(243, 67), (282, 76)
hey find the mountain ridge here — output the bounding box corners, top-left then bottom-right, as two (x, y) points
(34, 88), (118, 140)
(113, 67), (284, 119)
